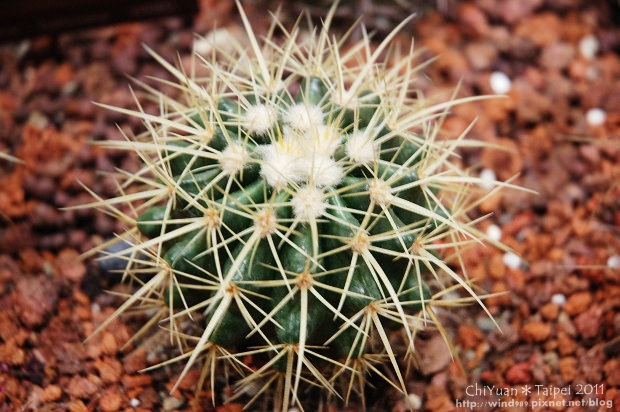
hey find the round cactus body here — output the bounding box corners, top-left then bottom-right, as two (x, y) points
(89, 3), (513, 410)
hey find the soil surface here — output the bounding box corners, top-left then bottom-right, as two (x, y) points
(0, 1), (618, 411)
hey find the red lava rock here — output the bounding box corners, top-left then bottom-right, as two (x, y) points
(0, 173), (28, 219)
(505, 362), (531, 384)
(435, 48), (471, 81)
(121, 374), (153, 390)
(574, 304), (603, 339)
(464, 41), (498, 71)
(64, 98), (98, 119)
(540, 43), (576, 70)
(458, 3), (489, 37)
(580, 347), (605, 383)
(56, 342), (88, 375)
(0, 340), (25, 365)
(123, 348), (148, 374)
(416, 334), (453, 376)
(514, 12), (561, 46)
(100, 331), (119, 356)
(67, 400), (89, 412)
(487, 281), (511, 307)
(481, 91), (515, 123)
(502, 211), (534, 237)
(166, 369), (202, 394)
(488, 252), (506, 280)
(216, 404), (244, 412)
(512, 81), (554, 123)
(558, 356), (578, 382)
(520, 322), (552, 343)
(0, 312), (21, 343)
(66, 375), (99, 399)
(423, 388), (454, 412)
(540, 302), (559, 321)
(23, 174), (56, 201)
(479, 191), (503, 214)
(480, 137), (523, 181)
(466, 341), (490, 370)
(57, 248), (87, 282)
(99, 392), (123, 412)
(31, 202), (62, 227)
(12, 275), (59, 328)
(40, 385), (63, 402)
(456, 324), (484, 350)
(562, 291), (592, 316)
(604, 358), (620, 386)
(53, 63), (75, 88)
(95, 357), (123, 384)
(497, 0), (544, 25)
(138, 386), (158, 409)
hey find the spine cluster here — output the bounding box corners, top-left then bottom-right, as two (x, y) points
(89, 4), (509, 410)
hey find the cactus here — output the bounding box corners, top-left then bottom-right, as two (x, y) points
(85, 3), (519, 410)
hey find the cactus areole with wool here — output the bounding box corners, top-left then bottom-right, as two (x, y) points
(90, 3), (509, 410)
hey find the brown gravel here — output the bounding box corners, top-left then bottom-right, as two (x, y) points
(0, 0), (619, 411)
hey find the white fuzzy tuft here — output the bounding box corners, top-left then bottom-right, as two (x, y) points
(346, 129), (378, 165)
(254, 209), (278, 237)
(219, 142), (250, 175)
(299, 155), (343, 187)
(307, 125), (342, 158)
(368, 178), (393, 206)
(283, 103), (324, 131)
(243, 103), (277, 135)
(291, 186), (326, 221)
(259, 143), (303, 188)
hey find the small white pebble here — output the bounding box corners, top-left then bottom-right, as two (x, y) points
(586, 108), (606, 126)
(607, 254), (620, 268)
(194, 28), (236, 55)
(162, 396), (184, 411)
(441, 291), (461, 302)
(479, 168), (497, 190)
(129, 398), (140, 408)
(16, 40), (31, 60)
(91, 303), (101, 314)
(551, 293), (566, 306)
(477, 317), (497, 332)
(486, 224), (502, 242)
(579, 34), (599, 60)
(27, 111), (49, 129)
(502, 252), (521, 269)
(490, 71), (511, 94)
(406, 393), (423, 410)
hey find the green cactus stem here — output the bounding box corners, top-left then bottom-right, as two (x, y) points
(80, 2), (528, 410)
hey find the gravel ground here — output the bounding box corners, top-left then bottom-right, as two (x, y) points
(0, 1), (618, 411)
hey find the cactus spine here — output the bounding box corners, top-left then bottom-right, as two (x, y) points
(88, 3), (512, 410)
